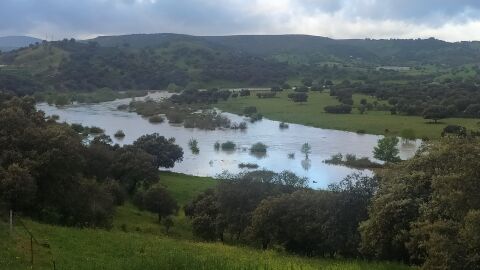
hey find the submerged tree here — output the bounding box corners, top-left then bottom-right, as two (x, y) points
(301, 143), (312, 159)
(373, 137), (400, 163)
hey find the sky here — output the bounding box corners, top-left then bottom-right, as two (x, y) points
(1, 0), (480, 41)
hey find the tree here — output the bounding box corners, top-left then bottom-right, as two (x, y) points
(373, 137), (400, 163)
(302, 78), (313, 87)
(135, 186), (179, 222)
(301, 143), (312, 159)
(0, 164), (37, 211)
(400, 129), (416, 143)
(133, 133), (183, 168)
(162, 216), (174, 234)
(288, 92), (308, 104)
(361, 138), (480, 268)
(423, 105), (448, 123)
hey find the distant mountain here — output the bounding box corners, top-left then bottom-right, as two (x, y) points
(91, 33), (480, 66)
(0, 36), (42, 52)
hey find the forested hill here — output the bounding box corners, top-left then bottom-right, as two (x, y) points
(92, 33), (480, 66)
(2, 33), (480, 95)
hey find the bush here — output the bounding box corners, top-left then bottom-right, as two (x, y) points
(279, 122), (289, 129)
(250, 142), (268, 153)
(114, 130), (126, 138)
(221, 141), (236, 151)
(243, 106), (257, 116)
(238, 163), (259, 169)
(89, 126), (105, 134)
(256, 92), (276, 99)
(214, 141), (220, 150)
(324, 105), (352, 114)
(149, 115), (164, 124)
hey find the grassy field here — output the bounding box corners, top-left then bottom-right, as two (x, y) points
(0, 172), (413, 270)
(217, 90), (480, 139)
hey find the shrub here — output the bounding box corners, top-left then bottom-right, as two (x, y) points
(324, 105), (352, 114)
(250, 142), (268, 153)
(238, 163), (259, 169)
(256, 92), (276, 99)
(221, 141), (236, 151)
(214, 141), (220, 150)
(89, 126), (105, 134)
(279, 122), (289, 129)
(243, 106), (257, 116)
(149, 115), (164, 124)
(114, 130), (125, 138)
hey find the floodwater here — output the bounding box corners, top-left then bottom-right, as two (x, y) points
(37, 92), (420, 189)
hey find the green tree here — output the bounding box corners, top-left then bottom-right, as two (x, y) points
(301, 143), (312, 159)
(133, 133), (184, 168)
(373, 137), (400, 162)
(400, 129), (416, 143)
(135, 186), (179, 222)
(423, 105), (448, 123)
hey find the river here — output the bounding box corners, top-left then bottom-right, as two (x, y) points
(36, 91), (421, 189)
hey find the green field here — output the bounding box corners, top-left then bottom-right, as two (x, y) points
(218, 91), (480, 139)
(0, 172), (412, 270)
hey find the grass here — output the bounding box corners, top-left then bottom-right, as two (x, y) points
(0, 172), (413, 270)
(217, 90), (480, 139)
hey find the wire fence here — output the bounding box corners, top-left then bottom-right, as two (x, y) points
(7, 210), (57, 269)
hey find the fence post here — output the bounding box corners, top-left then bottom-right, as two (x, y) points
(9, 209), (13, 234)
(30, 235), (34, 267)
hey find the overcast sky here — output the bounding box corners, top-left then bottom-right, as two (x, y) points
(2, 0), (480, 41)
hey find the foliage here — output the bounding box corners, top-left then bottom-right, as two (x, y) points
(251, 174), (377, 256)
(114, 130), (125, 138)
(373, 137), (401, 163)
(301, 143), (312, 158)
(324, 154), (382, 169)
(288, 92), (308, 103)
(133, 133), (184, 168)
(324, 104), (352, 114)
(361, 138), (480, 269)
(220, 141), (236, 151)
(250, 142), (268, 153)
(134, 186), (179, 222)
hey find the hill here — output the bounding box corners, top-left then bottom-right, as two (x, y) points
(2, 33), (480, 95)
(0, 36), (42, 52)
(92, 34), (480, 66)
(0, 172), (411, 270)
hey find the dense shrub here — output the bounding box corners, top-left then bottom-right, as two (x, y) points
(324, 104), (352, 114)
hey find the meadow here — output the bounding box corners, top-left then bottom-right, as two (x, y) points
(0, 172), (413, 270)
(217, 90), (480, 139)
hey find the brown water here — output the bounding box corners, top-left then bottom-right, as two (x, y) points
(37, 92), (420, 189)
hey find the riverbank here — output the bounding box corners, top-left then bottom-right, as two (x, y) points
(217, 90), (480, 139)
(1, 172), (412, 270)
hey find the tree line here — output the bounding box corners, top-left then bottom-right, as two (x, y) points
(0, 92), (183, 227)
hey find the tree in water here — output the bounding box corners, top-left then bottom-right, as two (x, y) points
(373, 137), (401, 163)
(301, 143), (312, 159)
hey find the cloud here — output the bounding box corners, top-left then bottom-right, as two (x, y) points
(1, 0), (480, 41)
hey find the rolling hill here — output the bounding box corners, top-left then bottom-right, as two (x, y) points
(2, 33), (480, 94)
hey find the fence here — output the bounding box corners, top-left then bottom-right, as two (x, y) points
(7, 210), (56, 269)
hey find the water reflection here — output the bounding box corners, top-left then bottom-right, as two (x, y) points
(36, 91), (421, 189)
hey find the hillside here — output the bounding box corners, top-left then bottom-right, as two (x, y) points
(2, 33), (480, 95)
(0, 172), (411, 270)
(92, 34), (480, 66)
(0, 36), (42, 52)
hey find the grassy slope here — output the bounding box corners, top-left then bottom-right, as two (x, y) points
(0, 172), (413, 270)
(217, 91), (480, 139)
